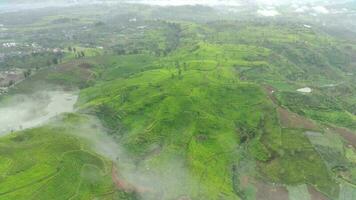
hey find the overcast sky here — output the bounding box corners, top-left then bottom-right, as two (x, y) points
(1, 0), (348, 5)
(0, 0), (352, 13)
(123, 0), (347, 6)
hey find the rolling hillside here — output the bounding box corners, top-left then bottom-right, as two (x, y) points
(0, 2), (355, 200)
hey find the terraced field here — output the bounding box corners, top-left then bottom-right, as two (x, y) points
(0, 113), (141, 200)
(0, 1), (356, 200)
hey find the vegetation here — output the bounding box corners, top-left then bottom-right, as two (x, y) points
(0, 1), (356, 200)
(0, 115), (135, 200)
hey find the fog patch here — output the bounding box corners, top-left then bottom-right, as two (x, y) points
(0, 88), (196, 199)
(0, 90), (78, 135)
(63, 115), (197, 200)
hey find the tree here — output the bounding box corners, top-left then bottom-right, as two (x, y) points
(52, 58), (58, 65)
(175, 61), (180, 68)
(8, 80), (15, 86)
(68, 46), (72, 52)
(23, 69), (32, 78)
(183, 62), (188, 71)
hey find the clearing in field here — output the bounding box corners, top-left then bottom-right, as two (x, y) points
(277, 107), (319, 131)
(255, 181), (289, 200)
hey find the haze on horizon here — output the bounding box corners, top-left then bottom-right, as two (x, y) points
(1, 0), (352, 8)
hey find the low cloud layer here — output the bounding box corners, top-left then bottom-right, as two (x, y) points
(125, 0), (346, 6)
(0, 0), (345, 10)
(125, 0), (242, 6)
(0, 90), (78, 135)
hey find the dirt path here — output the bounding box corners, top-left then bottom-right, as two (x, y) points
(255, 181), (289, 200)
(277, 107), (319, 130)
(330, 126), (356, 148)
(264, 85), (279, 105)
(111, 163), (132, 192)
(111, 163), (151, 194)
(308, 186), (330, 200)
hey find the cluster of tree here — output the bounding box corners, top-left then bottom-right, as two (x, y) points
(76, 51), (85, 58)
(232, 164), (247, 199)
(165, 22), (182, 53)
(68, 46), (85, 58)
(152, 22), (182, 57)
(47, 54), (63, 66)
(7, 80), (15, 87)
(113, 45), (141, 55)
(68, 46), (76, 52)
(23, 69), (32, 78)
(171, 61), (188, 79)
(2, 52), (63, 70)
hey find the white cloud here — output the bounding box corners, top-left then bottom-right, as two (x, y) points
(295, 6), (309, 13)
(125, 0), (241, 7)
(257, 8), (280, 17)
(254, 0), (281, 5)
(312, 6), (329, 14)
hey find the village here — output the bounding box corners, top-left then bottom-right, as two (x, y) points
(0, 68), (27, 95)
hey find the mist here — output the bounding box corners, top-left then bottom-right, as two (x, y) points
(0, 88), (192, 199)
(0, 90), (78, 135)
(54, 113), (196, 200)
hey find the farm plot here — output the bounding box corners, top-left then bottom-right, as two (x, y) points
(255, 181), (289, 200)
(338, 183), (356, 200)
(305, 131), (348, 169)
(287, 184), (311, 200)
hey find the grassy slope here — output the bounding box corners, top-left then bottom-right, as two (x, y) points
(77, 22), (350, 198)
(79, 59), (262, 199)
(1, 15), (356, 200)
(0, 114), (137, 200)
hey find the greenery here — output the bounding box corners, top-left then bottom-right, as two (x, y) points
(0, 1), (356, 200)
(0, 123), (125, 199)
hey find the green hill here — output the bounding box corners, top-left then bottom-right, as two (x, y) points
(0, 3), (356, 200)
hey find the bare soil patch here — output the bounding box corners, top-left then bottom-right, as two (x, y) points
(240, 175), (250, 188)
(330, 126), (356, 148)
(264, 85), (278, 105)
(277, 107), (318, 130)
(256, 181), (289, 200)
(111, 163), (151, 194)
(57, 61), (93, 78)
(308, 186), (330, 200)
